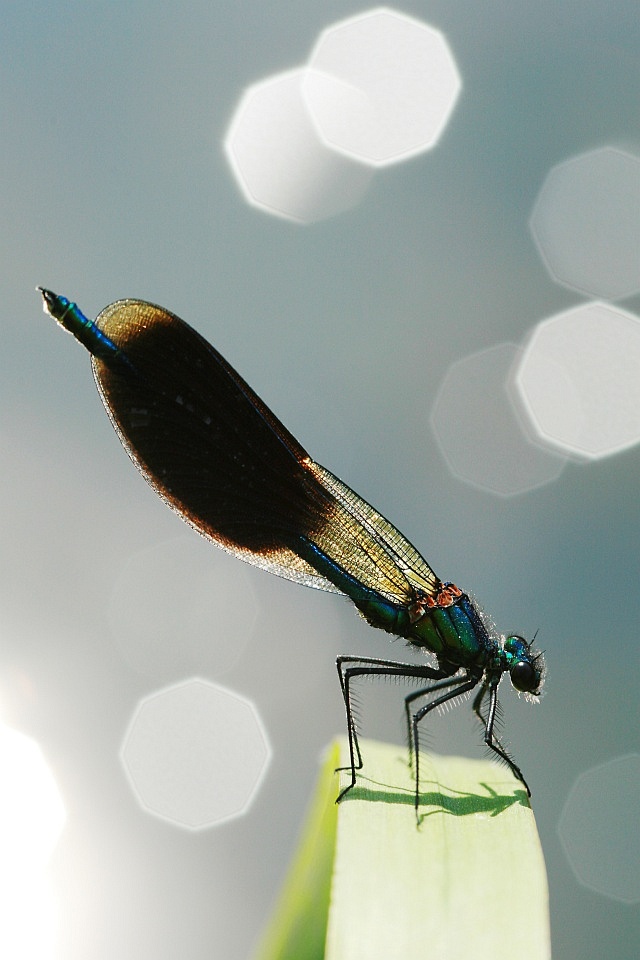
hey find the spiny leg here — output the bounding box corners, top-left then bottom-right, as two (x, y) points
(473, 681), (531, 795)
(403, 674), (464, 775)
(335, 656), (451, 803)
(411, 675), (479, 816)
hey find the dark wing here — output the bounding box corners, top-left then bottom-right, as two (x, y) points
(92, 299), (439, 602)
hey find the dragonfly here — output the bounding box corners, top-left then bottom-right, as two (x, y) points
(40, 288), (545, 811)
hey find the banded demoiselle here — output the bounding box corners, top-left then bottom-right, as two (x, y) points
(40, 288), (545, 810)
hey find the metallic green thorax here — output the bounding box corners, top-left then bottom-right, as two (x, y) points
(297, 537), (491, 671)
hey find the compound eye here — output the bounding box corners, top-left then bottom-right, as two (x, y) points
(510, 660), (538, 693)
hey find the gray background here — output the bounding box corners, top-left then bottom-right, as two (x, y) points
(2, 2), (639, 958)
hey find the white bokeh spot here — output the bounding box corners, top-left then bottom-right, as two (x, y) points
(306, 7), (461, 165)
(0, 724), (65, 959)
(430, 343), (566, 496)
(121, 679), (271, 829)
(107, 536), (259, 682)
(558, 755), (640, 904)
(224, 68), (374, 223)
(530, 147), (640, 300)
(224, 9), (460, 219)
(515, 302), (640, 459)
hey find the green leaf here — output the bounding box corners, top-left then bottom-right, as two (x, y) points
(253, 740), (340, 960)
(255, 738), (550, 960)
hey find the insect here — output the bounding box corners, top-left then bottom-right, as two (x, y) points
(40, 288), (544, 811)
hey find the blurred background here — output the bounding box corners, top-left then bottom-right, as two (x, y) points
(2, 2), (639, 958)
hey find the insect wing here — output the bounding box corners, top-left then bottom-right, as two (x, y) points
(91, 299), (440, 604)
(92, 299), (337, 591)
(303, 461), (439, 602)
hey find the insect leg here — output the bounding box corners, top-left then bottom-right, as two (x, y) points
(335, 656), (449, 803)
(404, 673), (466, 774)
(474, 681), (531, 795)
(410, 675), (479, 816)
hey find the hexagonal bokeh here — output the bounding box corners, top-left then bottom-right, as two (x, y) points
(121, 679), (271, 829)
(515, 302), (640, 459)
(558, 754), (640, 904)
(224, 67), (374, 223)
(530, 147), (640, 300)
(306, 7), (461, 165)
(224, 10), (461, 221)
(430, 343), (567, 496)
(107, 536), (259, 682)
